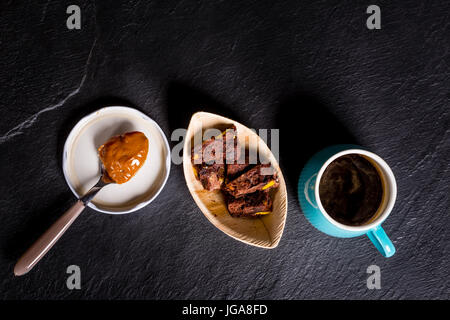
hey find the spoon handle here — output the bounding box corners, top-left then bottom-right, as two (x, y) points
(14, 200), (85, 276)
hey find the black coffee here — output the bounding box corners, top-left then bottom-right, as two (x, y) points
(318, 154), (383, 226)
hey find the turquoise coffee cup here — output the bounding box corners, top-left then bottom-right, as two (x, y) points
(298, 145), (397, 257)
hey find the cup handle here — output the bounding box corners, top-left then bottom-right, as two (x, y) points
(367, 225), (396, 258)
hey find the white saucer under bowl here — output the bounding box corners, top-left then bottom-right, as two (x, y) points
(62, 106), (171, 214)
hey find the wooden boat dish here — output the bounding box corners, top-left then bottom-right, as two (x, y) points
(182, 112), (288, 248)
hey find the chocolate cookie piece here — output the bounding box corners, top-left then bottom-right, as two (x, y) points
(224, 164), (279, 198)
(226, 191), (272, 217)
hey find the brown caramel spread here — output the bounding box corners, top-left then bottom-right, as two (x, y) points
(98, 131), (149, 184)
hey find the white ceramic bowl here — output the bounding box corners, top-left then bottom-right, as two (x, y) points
(62, 106), (171, 214)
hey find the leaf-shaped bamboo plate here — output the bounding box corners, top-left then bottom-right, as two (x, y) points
(183, 112), (287, 248)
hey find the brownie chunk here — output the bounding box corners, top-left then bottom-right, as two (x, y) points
(191, 125), (279, 218)
(222, 125), (239, 164)
(226, 154), (252, 180)
(192, 138), (223, 165)
(227, 162), (251, 180)
(224, 164), (279, 198)
(195, 164), (225, 191)
(226, 191), (273, 217)
(191, 125), (238, 190)
(191, 125), (238, 165)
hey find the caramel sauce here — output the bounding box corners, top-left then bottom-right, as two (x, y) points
(98, 131), (149, 184)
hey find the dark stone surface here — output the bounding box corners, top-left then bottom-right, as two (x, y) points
(0, 0), (448, 299)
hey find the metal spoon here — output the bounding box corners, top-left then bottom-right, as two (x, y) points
(13, 164), (114, 276)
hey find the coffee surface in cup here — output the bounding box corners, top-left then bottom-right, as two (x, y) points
(319, 154), (383, 226)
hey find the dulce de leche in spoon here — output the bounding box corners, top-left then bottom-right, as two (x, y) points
(14, 131), (149, 276)
(98, 131), (149, 184)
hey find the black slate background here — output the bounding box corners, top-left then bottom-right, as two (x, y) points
(0, 0), (449, 299)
